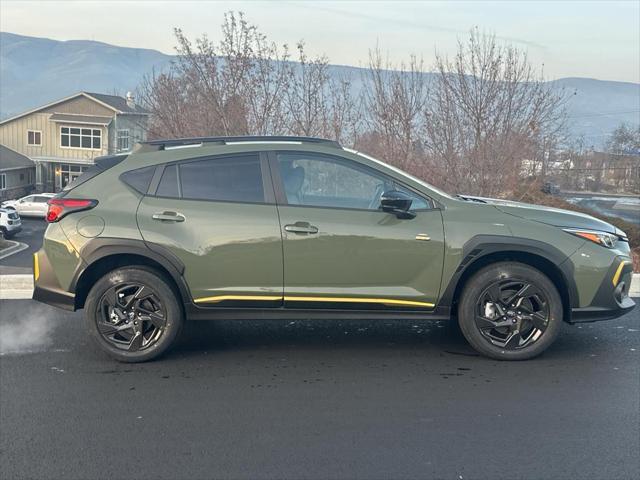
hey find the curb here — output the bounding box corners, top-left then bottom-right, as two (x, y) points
(0, 274), (34, 299)
(1, 274), (639, 301)
(0, 240), (28, 261)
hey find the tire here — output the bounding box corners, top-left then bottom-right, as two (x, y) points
(84, 266), (184, 362)
(457, 262), (562, 360)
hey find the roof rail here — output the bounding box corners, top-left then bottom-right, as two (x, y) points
(139, 135), (341, 152)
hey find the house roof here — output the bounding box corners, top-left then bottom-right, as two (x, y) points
(0, 92), (150, 126)
(0, 144), (35, 171)
(84, 92), (150, 115)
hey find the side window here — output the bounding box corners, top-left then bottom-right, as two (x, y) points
(277, 152), (392, 210)
(120, 165), (156, 194)
(393, 184), (431, 210)
(156, 165), (179, 198)
(179, 155), (264, 203)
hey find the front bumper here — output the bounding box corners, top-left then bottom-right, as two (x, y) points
(570, 258), (635, 323)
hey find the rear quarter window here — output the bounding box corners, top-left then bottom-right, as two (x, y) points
(120, 165), (156, 195)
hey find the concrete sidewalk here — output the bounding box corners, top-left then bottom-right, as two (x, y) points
(2, 273), (639, 300)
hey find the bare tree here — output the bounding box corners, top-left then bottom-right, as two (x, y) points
(138, 12), (290, 138)
(424, 29), (567, 196)
(284, 42), (331, 137)
(361, 47), (429, 173)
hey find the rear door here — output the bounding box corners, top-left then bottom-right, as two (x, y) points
(271, 151), (445, 310)
(136, 152), (284, 307)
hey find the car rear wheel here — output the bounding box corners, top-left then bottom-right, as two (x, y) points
(85, 267), (183, 362)
(458, 262), (562, 360)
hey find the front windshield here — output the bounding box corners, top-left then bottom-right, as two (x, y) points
(344, 148), (455, 200)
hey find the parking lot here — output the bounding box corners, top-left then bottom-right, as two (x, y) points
(1, 298), (639, 480)
(0, 217), (46, 273)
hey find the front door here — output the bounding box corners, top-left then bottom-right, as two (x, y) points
(137, 153), (283, 307)
(272, 151), (445, 310)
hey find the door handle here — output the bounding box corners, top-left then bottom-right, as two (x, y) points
(152, 211), (185, 222)
(284, 222), (318, 234)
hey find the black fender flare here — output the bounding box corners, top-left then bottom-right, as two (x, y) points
(71, 237), (192, 306)
(438, 234), (579, 311)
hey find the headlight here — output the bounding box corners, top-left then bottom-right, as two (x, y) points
(564, 228), (620, 248)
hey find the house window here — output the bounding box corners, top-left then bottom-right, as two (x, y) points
(0, 174), (5, 190)
(27, 130), (42, 146)
(117, 129), (130, 152)
(61, 127), (101, 150)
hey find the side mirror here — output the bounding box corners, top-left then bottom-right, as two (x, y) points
(380, 190), (415, 219)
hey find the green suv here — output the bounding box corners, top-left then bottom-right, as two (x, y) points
(33, 136), (635, 362)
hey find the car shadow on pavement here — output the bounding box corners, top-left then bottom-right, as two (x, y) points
(168, 315), (634, 362)
(173, 318), (476, 356)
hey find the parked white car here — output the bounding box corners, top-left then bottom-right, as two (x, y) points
(0, 208), (22, 238)
(1, 193), (56, 218)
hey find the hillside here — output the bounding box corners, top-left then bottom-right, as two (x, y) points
(1, 32), (638, 147)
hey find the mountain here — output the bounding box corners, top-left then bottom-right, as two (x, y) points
(0, 32), (171, 116)
(1, 32), (638, 147)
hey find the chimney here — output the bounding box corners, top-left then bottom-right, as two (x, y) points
(126, 91), (135, 109)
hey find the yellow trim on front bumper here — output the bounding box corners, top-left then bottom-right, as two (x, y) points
(33, 253), (39, 282)
(193, 294), (435, 308)
(612, 261), (632, 287)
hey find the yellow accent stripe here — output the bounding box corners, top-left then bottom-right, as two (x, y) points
(193, 294), (435, 308)
(33, 253), (39, 282)
(612, 261), (632, 286)
(284, 296), (435, 308)
(194, 295), (282, 304)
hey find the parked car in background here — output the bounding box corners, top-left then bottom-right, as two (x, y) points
(0, 208), (22, 238)
(32, 136), (635, 363)
(541, 182), (561, 195)
(1, 193), (56, 217)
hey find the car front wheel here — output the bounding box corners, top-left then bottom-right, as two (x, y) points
(85, 267), (184, 362)
(458, 262), (562, 360)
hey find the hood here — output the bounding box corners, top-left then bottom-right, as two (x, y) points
(458, 195), (617, 233)
(0, 200), (17, 207)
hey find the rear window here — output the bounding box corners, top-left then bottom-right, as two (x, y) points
(63, 154), (128, 192)
(8, 211), (19, 220)
(179, 155), (264, 203)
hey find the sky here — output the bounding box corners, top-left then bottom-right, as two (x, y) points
(1, 0), (639, 83)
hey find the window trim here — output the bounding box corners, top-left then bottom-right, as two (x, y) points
(59, 125), (102, 151)
(27, 130), (42, 146)
(148, 152), (276, 205)
(117, 128), (130, 152)
(268, 150), (435, 212)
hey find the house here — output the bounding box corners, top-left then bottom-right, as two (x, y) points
(0, 92), (149, 194)
(0, 145), (36, 201)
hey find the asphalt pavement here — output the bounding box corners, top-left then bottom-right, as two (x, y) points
(0, 217), (46, 273)
(1, 299), (638, 480)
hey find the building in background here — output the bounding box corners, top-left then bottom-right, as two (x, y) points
(0, 145), (36, 201)
(0, 92), (149, 194)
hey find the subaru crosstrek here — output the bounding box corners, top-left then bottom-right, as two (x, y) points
(32, 136), (635, 362)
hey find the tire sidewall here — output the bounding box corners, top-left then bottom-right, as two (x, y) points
(85, 266), (183, 363)
(458, 262), (563, 360)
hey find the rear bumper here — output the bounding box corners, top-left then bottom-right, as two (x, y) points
(570, 258), (636, 323)
(32, 249), (76, 311)
(32, 284), (75, 311)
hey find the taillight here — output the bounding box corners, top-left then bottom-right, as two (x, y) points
(46, 198), (98, 223)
